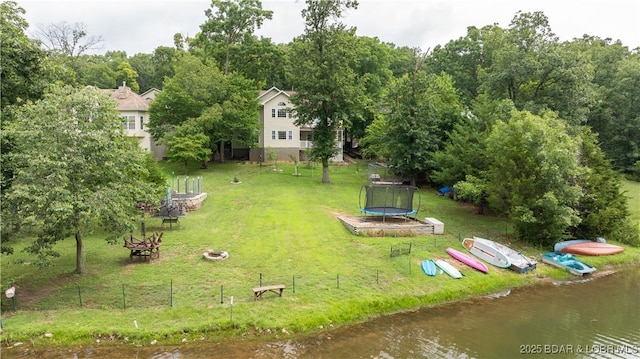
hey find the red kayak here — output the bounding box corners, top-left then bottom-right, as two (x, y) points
(446, 247), (489, 273)
(559, 242), (624, 256)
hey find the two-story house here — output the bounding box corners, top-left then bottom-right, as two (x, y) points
(252, 87), (343, 163)
(101, 84), (165, 160)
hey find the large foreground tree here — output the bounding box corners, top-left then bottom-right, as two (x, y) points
(289, 0), (362, 183)
(4, 85), (162, 273)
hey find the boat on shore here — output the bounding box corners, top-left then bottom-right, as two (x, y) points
(446, 247), (489, 273)
(434, 259), (463, 279)
(540, 252), (596, 276)
(462, 237), (510, 268)
(559, 242), (624, 256)
(464, 237), (537, 273)
(554, 239), (594, 252)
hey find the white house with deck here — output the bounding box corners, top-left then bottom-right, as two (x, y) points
(251, 87), (343, 163)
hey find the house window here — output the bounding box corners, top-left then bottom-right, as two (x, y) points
(277, 109), (287, 118)
(122, 115), (135, 130)
(278, 102), (286, 106)
(271, 109), (276, 118)
(288, 131), (292, 140)
(278, 131), (287, 140)
(271, 130), (276, 140)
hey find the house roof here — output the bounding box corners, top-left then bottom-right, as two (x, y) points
(258, 86), (295, 106)
(140, 88), (161, 102)
(100, 85), (149, 111)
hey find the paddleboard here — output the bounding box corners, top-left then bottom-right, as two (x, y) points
(434, 259), (462, 279)
(462, 237), (510, 268)
(421, 259), (437, 276)
(446, 247), (489, 273)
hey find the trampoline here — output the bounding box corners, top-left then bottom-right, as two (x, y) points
(359, 184), (420, 219)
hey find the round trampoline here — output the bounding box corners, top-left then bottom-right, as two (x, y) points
(359, 184), (420, 218)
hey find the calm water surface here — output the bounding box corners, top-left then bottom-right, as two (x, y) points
(4, 266), (639, 358)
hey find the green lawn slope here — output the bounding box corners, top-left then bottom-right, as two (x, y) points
(1, 162), (639, 347)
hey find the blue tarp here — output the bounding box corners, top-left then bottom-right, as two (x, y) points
(438, 186), (453, 195)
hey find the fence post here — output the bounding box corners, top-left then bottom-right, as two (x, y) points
(220, 285), (224, 304)
(376, 270), (379, 285)
(122, 284), (126, 309)
(259, 273), (263, 287)
(77, 285), (83, 308)
(170, 280), (173, 308)
(336, 274), (340, 289)
(292, 275), (296, 294)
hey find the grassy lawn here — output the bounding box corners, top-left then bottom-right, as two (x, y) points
(1, 161), (639, 347)
(623, 179), (640, 231)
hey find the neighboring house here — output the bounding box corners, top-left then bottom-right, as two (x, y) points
(252, 87), (343, 163)
(101, 84), (165, 160)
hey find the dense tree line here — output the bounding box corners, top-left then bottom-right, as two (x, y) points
(2, 0), (638, 271)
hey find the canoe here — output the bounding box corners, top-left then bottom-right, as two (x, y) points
(553, 239), (592, 252)
(462, 237), (510, 268)
(446, 247), (489, 273)
(559, 242), (624, 256)
(434, 259), (462, 279)
(469, 236), (537, 273)
(540, 252), (596, 276)
(421, 259), (437, 276)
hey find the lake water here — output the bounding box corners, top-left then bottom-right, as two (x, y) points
(3, 266), (639, 358)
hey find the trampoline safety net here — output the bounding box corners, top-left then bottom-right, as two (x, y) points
(360, 184), (419, 216)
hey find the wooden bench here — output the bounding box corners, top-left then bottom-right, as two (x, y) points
(252, 284), (285, 300)
(161, 217), (180, 228)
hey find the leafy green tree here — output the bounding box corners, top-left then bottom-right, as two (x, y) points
(0, 1), (48, 110)
(289, 0), (362, 183)
(0, 1), (59, 254)
(198, 0), (273, 75)
(148, 55), (226, 141)
(149, 54), (259, 163)
(425, 25), (494, 105)
(151, 45), (181, 88)
(74, 54), (117, 88)
(600, 56), (640, 171)
(431, 95), (514, 186)
(383, 69), (463, 185)
(486, 110), (582, 246)
(347, 36), (393, 140)
(386, 44), (419, 78)
(115, 61), (140, 92)
(4, 85), (162, 273)
(165, 120), (212, 175)
(129, 52), (156, 92)
(572, 128), (639, 246)
(358, 113), (390, 161)
(478, 11), (593, 126)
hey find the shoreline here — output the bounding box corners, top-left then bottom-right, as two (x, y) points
(2, 260), (637, 351)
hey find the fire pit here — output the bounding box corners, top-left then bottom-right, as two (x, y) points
(203, 250), (229, 261)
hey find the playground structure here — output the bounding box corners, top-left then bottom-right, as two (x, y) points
(170, 175), (203, 199)
(359, 184), (420, 220)
(149, 176), (207, 227)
